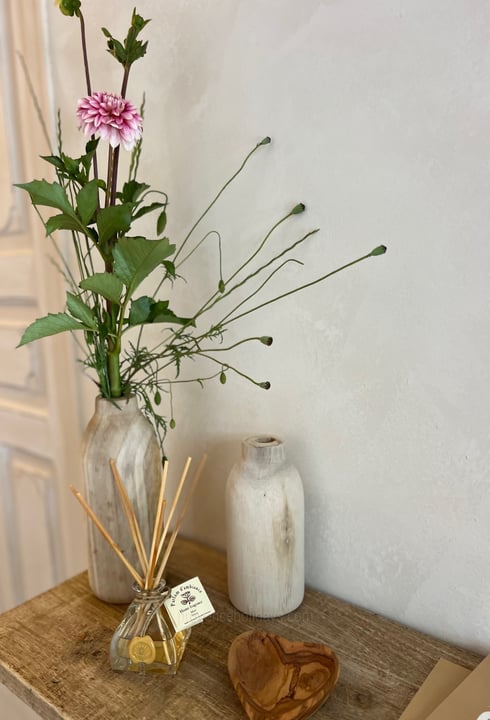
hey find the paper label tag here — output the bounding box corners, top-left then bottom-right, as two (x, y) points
(164, 576), (215, 632)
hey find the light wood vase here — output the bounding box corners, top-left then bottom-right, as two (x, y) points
(226, 435), (304, 617)
(81, 395), (161, 603)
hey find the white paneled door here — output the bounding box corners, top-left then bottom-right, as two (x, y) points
(0, 2), (86, 715)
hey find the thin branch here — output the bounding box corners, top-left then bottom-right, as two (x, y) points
(174, 137), (271, 263)
(224, 250), (378, 325)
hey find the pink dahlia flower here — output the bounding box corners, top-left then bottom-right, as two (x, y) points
(77, 92), (143, 151)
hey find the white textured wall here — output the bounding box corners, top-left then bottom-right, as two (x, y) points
(46, 0), (490, 653)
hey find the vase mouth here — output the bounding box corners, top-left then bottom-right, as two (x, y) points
(245, 435), (282, 448)
(96, 394), (136, 402)
(241, 435), (285, 463)
(132, 580), (168, 597)
(95, 394), (139, 413)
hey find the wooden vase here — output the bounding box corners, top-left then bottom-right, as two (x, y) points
(225, 436), (304, 617)
(81, 395), (161, 603)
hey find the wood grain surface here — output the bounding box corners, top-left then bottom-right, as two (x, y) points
(0, 538), (482, 720)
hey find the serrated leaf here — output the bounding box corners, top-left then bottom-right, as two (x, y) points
(79, 272), (124, 304)
(18, 312), (86, 346)
(127, 296), (193, 328)
(96, 204), (132, 246)
(15, 180), (76, 218)
(149, 301), (194, 326)
(45, 213), (85, 235)
(113, 236), (175, 292)
(76, 180), (99, 224)
(120, 180), (150, 203)
(66, 292), (97, 328)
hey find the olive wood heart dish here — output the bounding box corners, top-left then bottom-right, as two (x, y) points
(228, 630), (340, 720)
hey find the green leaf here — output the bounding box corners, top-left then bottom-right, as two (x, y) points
(127, 297), (193, 328)
(96, 204), (133, 246)
(149, 300), (194, 327)
(40, 155), (66, 172)
(113, 236), (175, 293)
(63, 155), (79, 176)
(79, 273), (124, 304)
(162, 261), (176, 280)
(131, 11), (151, 33)
(132, 202), (165, 221)
(157, 209), (167, 235)
(78, 141), (99, 180)
(66, 292), (97, 329)
(18, 313), (86, 346)
(45, 213), (85, 235)
(120, 180), (150, 203)
(85, 138), (99, 154)
(103, 31), (126, 64)
(128, 296), (152, 325)
(102, 11), (150, 67)
(15, 180), (76, 217)
(76, 180), (99, 225)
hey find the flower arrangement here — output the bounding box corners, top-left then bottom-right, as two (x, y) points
(17, 0), (386, 453)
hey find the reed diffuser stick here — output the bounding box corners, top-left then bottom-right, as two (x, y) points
(154, 454), (207, 586)
(69, 484), (144, 586)
(71, 454), (207, 592)
(154, 456), (192, 571)
(110, 459), (149, 574)
(145, 462), (169, 588)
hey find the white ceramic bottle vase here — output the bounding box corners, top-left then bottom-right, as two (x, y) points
(225, 435), (304, 617)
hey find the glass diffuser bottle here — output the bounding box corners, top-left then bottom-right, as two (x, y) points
(110, 581), (191, 675)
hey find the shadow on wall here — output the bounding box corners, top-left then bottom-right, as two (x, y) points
(185, 437), (242, 551)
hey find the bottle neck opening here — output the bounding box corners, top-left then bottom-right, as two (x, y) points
(242, 435), (286, 464)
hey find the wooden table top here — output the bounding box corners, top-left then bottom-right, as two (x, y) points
(0, 538), (482, 720)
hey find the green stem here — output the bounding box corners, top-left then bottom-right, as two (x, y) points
(78, 12), (100, 195)
(108, 343), (122, 397)
(110, 146), (121, 206)
(227, 209), (295, 286)
(218, 259), (302, 326)
(174, 137), (271, 263)
(105, 146), (115, 209)
(198, 352), (268, 388)
(224, 248), (382, 326)
(204, 228), (319, 319)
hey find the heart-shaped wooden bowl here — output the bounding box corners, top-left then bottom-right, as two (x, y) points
(228, 630), (340, 720)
